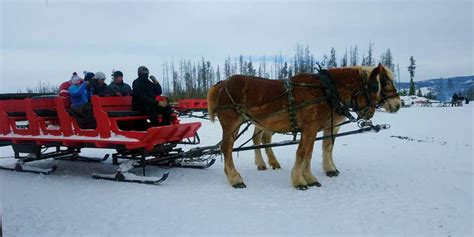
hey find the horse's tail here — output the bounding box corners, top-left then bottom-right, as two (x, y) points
(207, 84), (220, 123)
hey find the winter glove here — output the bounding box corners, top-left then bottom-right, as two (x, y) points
(150, 75), (158, 84)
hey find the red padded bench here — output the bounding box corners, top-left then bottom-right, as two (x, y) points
(91, 95), (178, 138)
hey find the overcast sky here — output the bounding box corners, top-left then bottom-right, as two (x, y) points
(1, 0), (472, 92)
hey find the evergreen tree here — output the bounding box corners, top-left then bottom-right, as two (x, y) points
(398, 89), (408, 96)
(425, 91), (436, 100)
(172, 71), (179, 95)
(310, 54), (315, 73)
(364, 42), (375, 66)
(327, 47), (338, 68)
(408, 56), (416, 95)
(303, 45), (311, 72)
(361, 53), (367, 66)
(247, 58), (256, 76)
(262, 55), (267, 78)
(224, 56), (231, 79)
(349, 45), (359, 66)
(280, 62), (289, 79)
(239, 55), (244, 74)
(184, 72), (193, 96)
(341, 47), (348, 67)
(380, 49), (395, 72)
(320, 54), (328, 68)
(216, 65), (221, 82)
(417, 89), (422, 97)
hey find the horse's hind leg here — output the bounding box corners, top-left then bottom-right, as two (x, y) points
(221, 121), (246, 188)
(253, 127), (267, 170)
(322, 126), (342, 177)
(262, 130), (281, 169)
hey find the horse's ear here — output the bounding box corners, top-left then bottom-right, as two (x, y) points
(377, 63), (384, 71)
(369, 64), (380, 80)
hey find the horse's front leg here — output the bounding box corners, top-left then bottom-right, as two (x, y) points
(222, 123), (246, 188)
(322, 126), (342, 177)
(262, 130), (281, 169)
(292, 128), (318, 190)
(252, 127), (267, 170)
(301, 130), (320, 187)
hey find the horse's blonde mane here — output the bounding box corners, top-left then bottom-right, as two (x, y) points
(352, 65), (396, 84)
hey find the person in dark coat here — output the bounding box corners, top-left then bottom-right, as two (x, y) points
(91, 72), (109, 96)
(132, 66), (172, 126)
(107, 71), (132, 96)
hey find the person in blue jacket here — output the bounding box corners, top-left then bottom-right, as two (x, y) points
(68, 72), (96, 129)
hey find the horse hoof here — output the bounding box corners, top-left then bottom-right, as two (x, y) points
(326, 171), (339, 177)
(295, 185), (308, 190)
(257, 165), (267, 171)
(308, 182), (322, 187)
(233, 183), (247, 189)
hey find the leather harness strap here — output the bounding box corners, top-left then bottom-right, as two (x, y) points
(284, 80), (299, 140)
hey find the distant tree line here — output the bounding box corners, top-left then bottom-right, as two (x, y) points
(18, 81), (59, 94)
(163, 42), (399, 100)
(23, 42), (469, 101)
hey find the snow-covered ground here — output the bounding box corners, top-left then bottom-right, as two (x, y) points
(0, 105), (472, 236)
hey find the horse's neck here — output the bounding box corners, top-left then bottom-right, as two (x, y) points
(328, 68), (365, 103)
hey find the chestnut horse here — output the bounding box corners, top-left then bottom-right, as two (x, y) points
(251, 65), (401, 177)
(207, 64), (400, 189)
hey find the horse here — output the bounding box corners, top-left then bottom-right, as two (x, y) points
(207, 64), (400, 190)
(251, 65), (401, 177)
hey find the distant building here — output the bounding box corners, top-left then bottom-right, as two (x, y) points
(400, 95), (440, 107)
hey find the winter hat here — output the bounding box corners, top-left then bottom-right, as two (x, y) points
(137, 66), (149, 75)
(112, 70), (123, 78)
(84, 72), (95, 81)
(95, 72), (106, 80)
(71, 75), (82, 84)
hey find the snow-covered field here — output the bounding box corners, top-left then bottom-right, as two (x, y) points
(0, 105), (472, 236)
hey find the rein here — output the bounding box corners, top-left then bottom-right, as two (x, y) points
(316, 67), (357, 122)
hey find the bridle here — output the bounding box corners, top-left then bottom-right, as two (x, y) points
(379, 73), (399, 102)
(349, 67), (398, 119)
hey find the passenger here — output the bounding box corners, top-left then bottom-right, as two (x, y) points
(132, 66), (172, 126)
(59, 72), (81, 99)
(91, 72), (109, 97)
(69, 72), (96, 129)
(107, 71), (132, 96)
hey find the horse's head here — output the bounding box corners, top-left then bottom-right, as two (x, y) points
(372, 63), (401, 113)
(350, 64), (401, 119)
